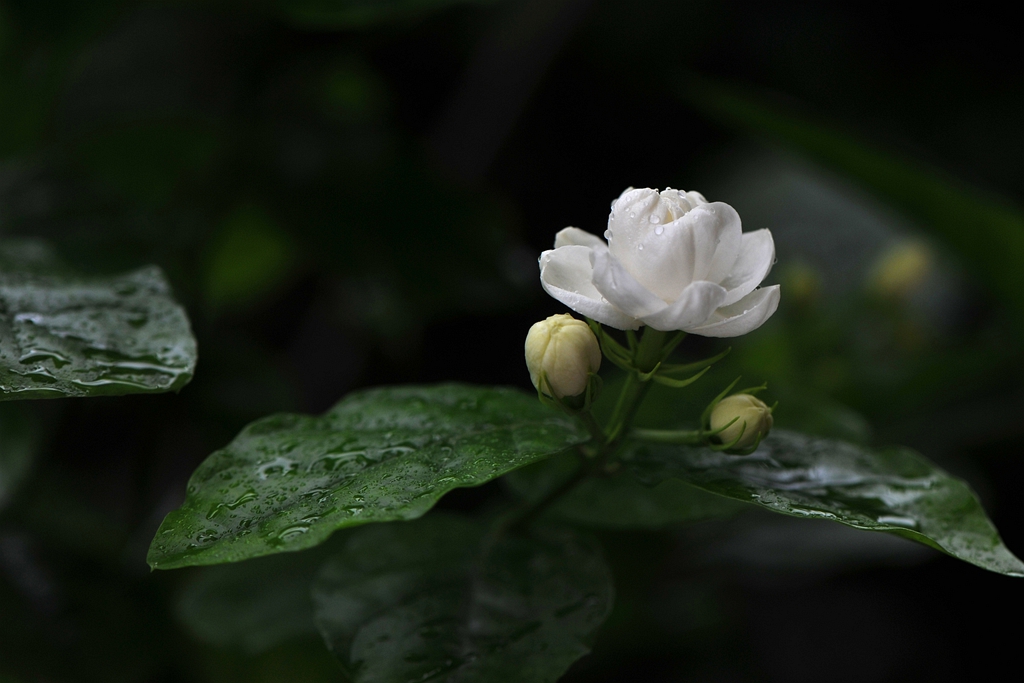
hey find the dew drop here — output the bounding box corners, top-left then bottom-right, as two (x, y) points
(637, 244), (644, 250)
(604, 230), (612, 239)
(629, 212), (636, 219)
(650, 215), (661, 224)
(654, 226), (664, 235)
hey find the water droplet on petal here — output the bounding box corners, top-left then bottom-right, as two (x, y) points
(654, 226), (664, 235)
(650, 215), (661, 224)
(638, 244), (644, 250)
(604, 230), (612, 239)
(629, 212), (636, 219)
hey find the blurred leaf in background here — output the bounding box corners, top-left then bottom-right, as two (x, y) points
(281, 0), (500, 29)
(0, 403), (40, 510)
(680, 77), (1024, 336)
(203, 204), (298, 313)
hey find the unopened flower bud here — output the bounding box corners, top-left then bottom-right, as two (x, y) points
(868, 240), (932, 300)
(710, 394), (773, 450)
(525, 314), (601, 398)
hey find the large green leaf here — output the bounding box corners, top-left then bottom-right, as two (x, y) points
(176, 537), (350, 654)
(148, 384), (588, 569)
(312, 515), (613, 683)
(682, 78), (1024, 333)
(0, 403), (39, 509)
(0, 241), (196, 400)
(626, 429), (1024, 576)
(281, 0), (497, 29)
(506, 452), (743, 529)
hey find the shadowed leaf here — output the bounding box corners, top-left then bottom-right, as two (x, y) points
(313, 515), (613, 682)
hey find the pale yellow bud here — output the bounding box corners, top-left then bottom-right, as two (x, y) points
(710, 394), (773, 450)
(525, 314), (601, 398)
(868, 241), (932, 300)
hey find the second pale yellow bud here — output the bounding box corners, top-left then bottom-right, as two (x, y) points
(710, 394), (773, 450)
(525, 314), (601, 398)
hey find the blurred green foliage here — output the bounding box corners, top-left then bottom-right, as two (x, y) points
(683, 78), (1024, 337)
(0, 0), (1021, 680)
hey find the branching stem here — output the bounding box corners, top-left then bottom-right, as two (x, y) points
(504, 327), (672, 534)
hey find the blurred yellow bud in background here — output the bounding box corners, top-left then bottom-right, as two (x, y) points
(868, 240), (933, 300)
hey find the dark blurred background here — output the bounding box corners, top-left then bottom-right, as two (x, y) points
(1, 0), (1022, 681)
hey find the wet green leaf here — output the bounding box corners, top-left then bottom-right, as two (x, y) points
(0, 403), (40, 510)
(312, 515), (613, 683)
(177, 538), (348, 654)
(626, 429), (1024, 576)
(0, 241), (197, 400)
(282, 0), (497, 29)
(148, 384), (589, 569)
(506, 452), (742, 529)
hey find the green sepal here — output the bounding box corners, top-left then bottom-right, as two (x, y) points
(658, 347), (731, 377)
(700, 376), (742, 428)
(736, 382), (769, 396)
(706, 420), (749, 452)
(651, 365), (711, 389)
(658, 331), (687, 360)
(637, 362), (662, 382)
(586, 319), (635, 371)
(604, 348), (635, 373)
(719, 430), (765, 456)
(536, 371), (602, 418)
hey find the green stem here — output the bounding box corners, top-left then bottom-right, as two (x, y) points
(605, 327), (665, 442)
(504, 327), (674, 534)
(577, 409), (606, 448)
(631, 427), (705, 444)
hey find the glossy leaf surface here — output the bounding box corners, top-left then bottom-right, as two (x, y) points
(506, 453), (742, 529)
(626, 429), (1024, 575)
(313, 515), (613, 683)
(0, 242), (196, 399)
(148, 384), (589, 569)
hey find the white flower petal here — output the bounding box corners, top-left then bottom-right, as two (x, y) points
(607, 188), (660, 250)
(539, 246), (639, 329)
(606, 190), (693, 300)
(719, 229), (776, 306)
(641, 281), (727, 332)
(554, 227), (606, 249)
(591, 248), (667, 318)
(692, 202), (742, 284)
(688, 285), (781, 338)
(610, 212), (693, 301)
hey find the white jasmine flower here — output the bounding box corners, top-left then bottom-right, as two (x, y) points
(539, 188), (780, 336)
